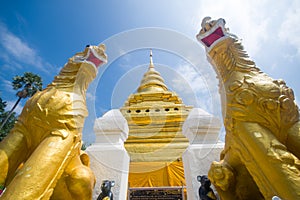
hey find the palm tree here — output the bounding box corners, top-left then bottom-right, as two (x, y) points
(0, 98), (17, 141)
(0, 72), (43, 130)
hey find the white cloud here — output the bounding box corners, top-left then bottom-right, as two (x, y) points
(0, 22), (51, 73)
(0, 79), (14, 95)
(1, 32), (35, 61)
(172, 64), (207, 93)
(170, 64), (221, 115)
(278, 1), (300, 55)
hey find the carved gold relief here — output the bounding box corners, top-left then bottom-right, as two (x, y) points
(197, 17), (300, 199)
(0, 44), (107, 200)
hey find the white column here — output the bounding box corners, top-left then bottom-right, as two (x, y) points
(182, 108), (224, 200)
(86, 109), (130, 200)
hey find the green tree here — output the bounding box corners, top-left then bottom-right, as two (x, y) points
(0, 72), (43, 131)
(0, 98), (17, 141)
(0, 98), (5, 113)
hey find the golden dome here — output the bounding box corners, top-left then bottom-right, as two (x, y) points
(137, 50), (168, 93)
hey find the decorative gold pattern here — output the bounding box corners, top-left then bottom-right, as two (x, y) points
(197, 17), (300, 199)
(0, 44), (107, 200)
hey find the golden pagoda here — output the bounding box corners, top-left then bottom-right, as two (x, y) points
(120, 50), (193, 188)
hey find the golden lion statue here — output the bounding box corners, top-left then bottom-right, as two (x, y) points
(0, 44), (107, 200)
(197, 17), (300, 199)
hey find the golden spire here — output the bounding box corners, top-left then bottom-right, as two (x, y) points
(137, 50), (168, 93)
(149, 49), (154, 68)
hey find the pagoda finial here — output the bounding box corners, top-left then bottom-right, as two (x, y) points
(136, 49), (168, 93)
(149, 49), (154, 68)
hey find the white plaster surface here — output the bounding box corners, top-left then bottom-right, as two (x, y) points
(87, 109), (130, 200)
(182, 108), (224, 200)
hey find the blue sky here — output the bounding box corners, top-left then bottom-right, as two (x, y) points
(1, 0), (300, 143)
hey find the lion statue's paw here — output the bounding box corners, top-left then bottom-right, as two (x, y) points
(208, 160), (235, 191)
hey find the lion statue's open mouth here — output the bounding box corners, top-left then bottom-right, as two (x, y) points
(74, 44), (107, 69)
(197, 17), (226, 48)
